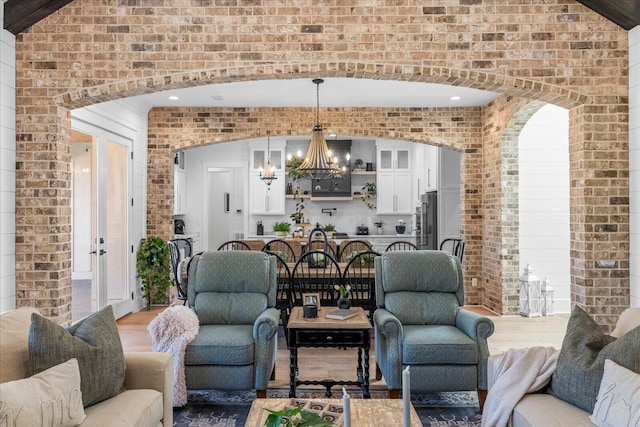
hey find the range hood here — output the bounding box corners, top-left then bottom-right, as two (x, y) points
(311, 140), (351, 198)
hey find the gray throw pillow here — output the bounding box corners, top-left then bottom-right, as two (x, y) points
(550, 306), (640, 412)
(28, 305), (126, 407)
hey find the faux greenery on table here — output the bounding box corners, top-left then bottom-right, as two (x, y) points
(136, 236), (172, 310)
(264, 406), (332, 427)
(345, 251), (376, 265)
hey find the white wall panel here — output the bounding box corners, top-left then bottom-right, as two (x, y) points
(629, 25), (640, 308)
(519, 104), (570, 313)
(0, 0), (16, 311)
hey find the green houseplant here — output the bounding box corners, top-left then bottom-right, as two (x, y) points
(136, 236), (173, 310)
(361, 182), (376, 210)
(273, 221), (291, 238)
(323, 223), (336, 233)
(264, 406), (332, 427)
(287, 154), (308, 224)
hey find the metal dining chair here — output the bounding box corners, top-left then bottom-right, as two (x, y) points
(439, 238), (466, 263)
(264, 250), (293, 346)
(217, 240), (252, 251)
(338, 239), (373, 262)
(342, 250), (380, 322)
(384, 241), (418, 252)
(291, 250), (342, 308)
(167, 240), (188, 304)
(305, 224), (338, 258)
(170, 237), (192, 259)
(262, 239), (297, 263)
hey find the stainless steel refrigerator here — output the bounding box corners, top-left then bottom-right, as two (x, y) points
(416, 191), (438, 250)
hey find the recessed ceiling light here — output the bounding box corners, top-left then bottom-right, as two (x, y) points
(450, 96), (461, 101)
(211, 95), (224, 101)
(169, 95), (179, 100)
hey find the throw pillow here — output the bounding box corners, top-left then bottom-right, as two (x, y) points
(28, 305), (126, 407)
(550, 306), (640, 412)
(590, 359), (640, 427)
(0, 358), (86, 426)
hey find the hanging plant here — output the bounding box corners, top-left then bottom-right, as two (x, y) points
(136, 236), (172, 310)
(287, 154), (308, 223)
(362, 182), (376, 210)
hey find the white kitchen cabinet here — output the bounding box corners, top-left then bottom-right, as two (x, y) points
(174, 165), (186, 215)
(377, 145), (411, 172)
(249, 171), (286, 215)
(376, 171), (412, 214)
(249, 140), (286, 215)
(413, 144), (439, 202)
(376, 141), (413, 214)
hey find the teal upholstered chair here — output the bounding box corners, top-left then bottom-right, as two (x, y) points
(185, 251), (279, 398)
(373, 251), (494, 406)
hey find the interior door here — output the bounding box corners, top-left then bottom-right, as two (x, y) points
(207, 169), (233, 250)
(71, 123), (132, 321)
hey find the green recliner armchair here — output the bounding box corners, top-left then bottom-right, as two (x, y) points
(373, 251), (494, 405)
(185, 251), (279, 398)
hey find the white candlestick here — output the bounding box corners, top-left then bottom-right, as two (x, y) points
(403, 366), (411, 427)
(342, 387), (351, 427)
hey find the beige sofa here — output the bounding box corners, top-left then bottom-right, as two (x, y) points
(487, 308), (640, 427)
(1, 307), (173, 427)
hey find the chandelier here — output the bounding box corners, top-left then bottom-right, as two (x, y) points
(259, 132), (277, 186)
(293, 79), (342, 181)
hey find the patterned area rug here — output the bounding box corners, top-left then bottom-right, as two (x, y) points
(174, 389), (481, 426)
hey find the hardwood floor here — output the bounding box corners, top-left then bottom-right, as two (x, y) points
(116, 305), (569, 391)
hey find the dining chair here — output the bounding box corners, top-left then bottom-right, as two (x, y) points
(304, 224), (339, 258)
(439, 238), (466, 263)
(217, 240), (252, 251)
(262, 239), (297, 263)
(167, 240), (188, 304)
(342, 250), (380, 322)
(338, 239), (373, 262)
(291, 250), (342, 308)
(384, 241), (418, 252)
(264, 250), (293, 346)
(170, 238), (193, 259)
(306, 239), (338, 258)
(241, 239), (267, 251)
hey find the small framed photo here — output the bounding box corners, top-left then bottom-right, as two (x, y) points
(302, 292), (320, 310)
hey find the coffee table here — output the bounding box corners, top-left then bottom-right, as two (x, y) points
(287, 306), (372, 398)
(245, 398), (423, 426)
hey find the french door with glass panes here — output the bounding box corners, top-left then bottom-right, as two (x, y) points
(71, 121), (132, 321)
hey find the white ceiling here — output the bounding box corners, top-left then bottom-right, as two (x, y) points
(120, 78), (500, 110)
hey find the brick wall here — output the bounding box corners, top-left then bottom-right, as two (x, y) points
(13, 0), (630, 326)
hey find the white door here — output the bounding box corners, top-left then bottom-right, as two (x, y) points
(207, 169), (233, 250)
(71, 123), (132, 321)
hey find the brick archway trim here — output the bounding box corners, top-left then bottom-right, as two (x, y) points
(53, 64), (588, 111)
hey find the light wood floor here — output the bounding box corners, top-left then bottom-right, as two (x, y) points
(117, 305), (569, 390)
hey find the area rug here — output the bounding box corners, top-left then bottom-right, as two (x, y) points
(174, 389), (481, 426)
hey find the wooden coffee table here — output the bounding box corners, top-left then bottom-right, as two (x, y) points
(245, 398), (423, 426)
(287, 306), (372, 398)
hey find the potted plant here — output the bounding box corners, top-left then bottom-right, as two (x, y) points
(323, 223), (336, 233)
(362, 182), (376, 210)
(273, 221), (291, 238)
(374, 220), (384, 234)
(136, 236), (173, 310)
